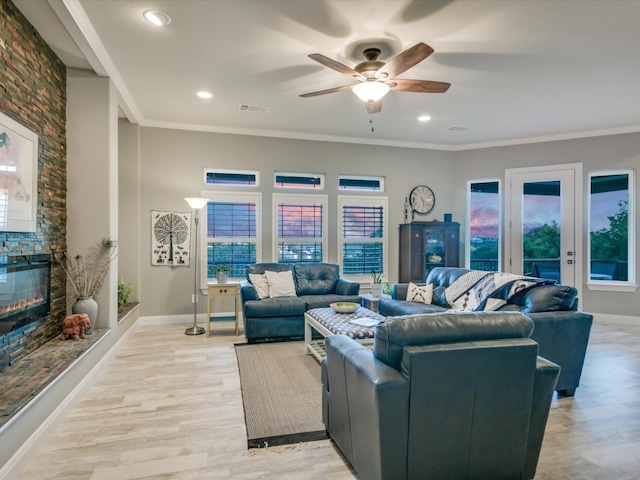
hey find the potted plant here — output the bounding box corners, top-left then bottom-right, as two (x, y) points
(212, 264), (232, 284)
(118, 279), (133, 309)
(371, 269), (384, 297)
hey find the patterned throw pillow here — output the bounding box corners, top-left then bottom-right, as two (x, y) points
(248, 273), (271, 299)
(265, 270), (297, 298)
(407, 282), (433, 304)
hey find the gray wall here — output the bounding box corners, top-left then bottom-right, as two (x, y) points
(118, 120), (141, 304)
(454, 132), (640, 316)
(137, 127), (456, 317)
(133, 126), (640, 319)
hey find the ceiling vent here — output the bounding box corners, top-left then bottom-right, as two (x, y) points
(448, 126), (469, 132)
(239, 104), (270, 113)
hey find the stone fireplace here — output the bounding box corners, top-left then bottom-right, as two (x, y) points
(0, 254), (51, 371)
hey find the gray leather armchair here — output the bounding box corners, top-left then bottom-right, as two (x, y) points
(321, 311), (560, 480)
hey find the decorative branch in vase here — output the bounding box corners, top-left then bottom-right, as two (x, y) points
(52, 238), (117, 334)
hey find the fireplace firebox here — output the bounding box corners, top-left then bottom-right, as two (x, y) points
(0, 254), (51, 337)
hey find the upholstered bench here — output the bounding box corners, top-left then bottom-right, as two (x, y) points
(304, 306), (384, 361)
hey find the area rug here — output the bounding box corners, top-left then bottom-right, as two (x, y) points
(235, 341), (328, 448)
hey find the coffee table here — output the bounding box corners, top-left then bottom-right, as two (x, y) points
(304, 306), (385, 361)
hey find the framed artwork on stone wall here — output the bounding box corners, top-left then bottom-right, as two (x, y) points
(0, 111), (38, 233)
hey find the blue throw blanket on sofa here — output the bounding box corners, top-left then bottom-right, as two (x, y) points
(445, 271), (553, 312)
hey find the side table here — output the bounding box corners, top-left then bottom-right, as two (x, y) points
(361, 293), (389, 313)
(206, 283), (240, 337)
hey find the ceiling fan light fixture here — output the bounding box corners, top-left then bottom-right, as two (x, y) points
(143, 10), (171, 26)
(352, 82), (390, 102)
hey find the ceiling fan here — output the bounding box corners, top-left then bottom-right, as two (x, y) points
(300, 42), (450, 114)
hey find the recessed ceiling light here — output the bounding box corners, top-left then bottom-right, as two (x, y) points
(143, 10), (171, 26)
(197, 91), (212, 99)
(418, 115), (431, 122)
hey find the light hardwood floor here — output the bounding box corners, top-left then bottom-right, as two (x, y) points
(15, 318), (640, 479)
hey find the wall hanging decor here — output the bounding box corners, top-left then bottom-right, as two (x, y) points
(151, 210), (192, 266)
(0, 112), (39, 232)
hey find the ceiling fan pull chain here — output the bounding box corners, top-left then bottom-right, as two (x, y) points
(370, 117), (375, 132)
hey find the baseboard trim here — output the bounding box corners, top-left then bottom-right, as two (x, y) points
(136, 312), (242, 326)
(592, 312), (640, 326)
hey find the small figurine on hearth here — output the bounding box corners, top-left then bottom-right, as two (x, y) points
(60, 313), (91, 341)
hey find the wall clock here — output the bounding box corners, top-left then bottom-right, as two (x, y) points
(409, 185), (435, 214)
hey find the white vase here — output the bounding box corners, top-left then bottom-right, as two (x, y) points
(371, 283), (383, 298)
(72, 297), (98, 335)
(216, 272), (228, 284)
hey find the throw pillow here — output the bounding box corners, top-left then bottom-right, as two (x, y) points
(265, 270), (297, 298)
(407, 282), (433, 304)
(249, 273), (271, 299)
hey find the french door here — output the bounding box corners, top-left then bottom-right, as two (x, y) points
(505, 164), (582, 288)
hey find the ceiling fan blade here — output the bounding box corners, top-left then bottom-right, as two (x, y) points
(299, 84), (354, 98)
(376, 42), (434, 79)
(389, 79), (450, 93)
(366, 100), (382, 114)
(308, 53), (365, 81)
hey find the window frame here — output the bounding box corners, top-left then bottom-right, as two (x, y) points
(337, 195), (388, 283)
(272, 193), (328, 263)
(586, 169), (636, 291)
(200, 191), (262, 287)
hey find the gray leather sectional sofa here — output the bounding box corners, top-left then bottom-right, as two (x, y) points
(379, 267), (593, 396)
(321, 311), (560, 480)
(239, 262), (360, 342)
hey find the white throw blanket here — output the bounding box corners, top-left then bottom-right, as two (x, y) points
(445, 271), (548, 312)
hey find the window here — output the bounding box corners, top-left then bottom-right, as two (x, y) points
(338, 196), (388, 280)
(588, 171), (634, 284)
(203, 192), (261, 279)
(338, 175), (384, 191)
(274, 172), (324, 189)
(204, 169), (259, 186)
(273, 193), (327, 263)
(468, 180), (501, 271)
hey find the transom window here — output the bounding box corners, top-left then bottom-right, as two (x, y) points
(338, 175), (384, 192)
(274, 172), (324, 189)
(204, 169), (259, 186)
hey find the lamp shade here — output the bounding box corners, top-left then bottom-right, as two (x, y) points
(352, 81), (390, 102)
(185, 197), (209, 210)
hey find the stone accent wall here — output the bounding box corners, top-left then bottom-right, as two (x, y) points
(0, 0), (67, 369)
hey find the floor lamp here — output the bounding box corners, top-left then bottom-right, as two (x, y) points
(184, 197), (209, 335)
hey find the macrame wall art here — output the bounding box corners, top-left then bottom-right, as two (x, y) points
(151, 210), (192, 266)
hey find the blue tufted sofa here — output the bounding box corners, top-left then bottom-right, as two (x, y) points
(239, 263), (361, 342)
(379, 267), (593, 396)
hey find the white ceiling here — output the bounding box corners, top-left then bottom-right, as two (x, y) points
(13, 0), (640, 150)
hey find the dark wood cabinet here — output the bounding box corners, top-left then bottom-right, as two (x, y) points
(398, 221), (460, 283)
